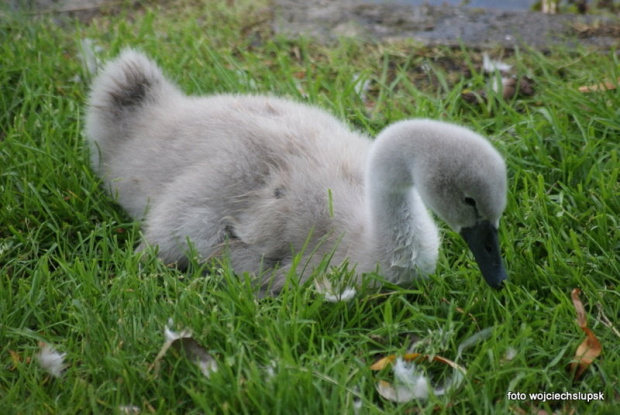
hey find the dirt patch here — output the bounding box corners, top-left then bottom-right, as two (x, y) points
(4, 0), (157, 23)
(10, 0), (620, 50)
(272, 0), (620, 50)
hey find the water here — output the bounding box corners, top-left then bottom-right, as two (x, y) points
(366, 0), (539, 11)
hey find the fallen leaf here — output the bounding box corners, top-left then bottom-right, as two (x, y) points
(9, 349), (31, 371)
(578, 78), (619, 93)
(572, 288), (587, 325)
(568, 289), (602, 380)
(9, 350), (21, 364)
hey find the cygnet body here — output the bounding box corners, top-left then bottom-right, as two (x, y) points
(86, 49), (508, 294)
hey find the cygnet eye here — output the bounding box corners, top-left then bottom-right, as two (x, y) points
(463, 197), (477, 208)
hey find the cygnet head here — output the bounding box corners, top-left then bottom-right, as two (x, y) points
(407, 121), (507, 230)
(375, 120), (508, 288)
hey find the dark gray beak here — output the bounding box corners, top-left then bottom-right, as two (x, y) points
(460, 220), (507, 289)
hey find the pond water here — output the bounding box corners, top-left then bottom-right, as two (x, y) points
(364, 0), (538, 11)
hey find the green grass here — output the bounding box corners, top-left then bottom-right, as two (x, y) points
(1, 1), (619, 413)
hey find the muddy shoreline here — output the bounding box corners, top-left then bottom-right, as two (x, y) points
(10, 0), (620, 50)
(273, 0), (620, 50)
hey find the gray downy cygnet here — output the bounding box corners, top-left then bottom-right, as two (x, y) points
(85, 49), (508, 295)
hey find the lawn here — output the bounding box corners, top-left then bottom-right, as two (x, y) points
(1, 1), (618, 413)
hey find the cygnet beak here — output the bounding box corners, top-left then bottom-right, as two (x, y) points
(460, 220), (507, 289)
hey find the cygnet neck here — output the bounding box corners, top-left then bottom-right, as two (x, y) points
(364, 120), (440, 279)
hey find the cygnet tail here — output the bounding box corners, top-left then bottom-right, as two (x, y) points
(85, 49), (177, 166)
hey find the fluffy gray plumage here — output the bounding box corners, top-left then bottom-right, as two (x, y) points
(85, 49), (508, 294)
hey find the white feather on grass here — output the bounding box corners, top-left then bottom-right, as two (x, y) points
(482, 52), (512, 74)
(352, 72), (371, 103)
(152, 319), (218, 378)
(314, 276), (356, 302)
(78, 38), (103, 76)
(374, 327), (495, 402)
(35, 342), (66, 378)
(118, 405), (141, 414)
(376, 358), (430, 402)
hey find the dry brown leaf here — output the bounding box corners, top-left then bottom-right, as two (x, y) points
(568, 289), (602, 380)
(9, 350), (21, 363)
(8, 350), (28, 371)
(371, 353), (411, 370)
(578, 78), (619, 93)
(572, 289), (587, 325)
